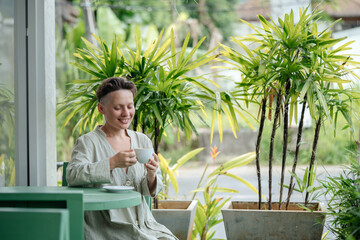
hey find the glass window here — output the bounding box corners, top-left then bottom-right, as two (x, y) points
(0, 0), (15, 186)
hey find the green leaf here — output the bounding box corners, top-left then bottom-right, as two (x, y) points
(158, 153), (178, 193)
(224, 173), (259, 194)
(70, 62), (107, 79)
(221, 103), (238, 138)
(173, 148), (204, 171)
(208, 152), (256, 178)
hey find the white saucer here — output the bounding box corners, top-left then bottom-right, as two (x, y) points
(103, 186), (134, 193)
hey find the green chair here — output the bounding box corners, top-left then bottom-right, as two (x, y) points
(61, 162), (152, 211)
(0, 188), (84, 240)
(62, 162), (69, 187)
(0, 207), (70, 240)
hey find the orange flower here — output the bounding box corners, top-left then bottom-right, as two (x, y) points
(210, 146), (220, 162)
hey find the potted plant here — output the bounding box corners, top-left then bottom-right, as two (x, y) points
(151, 147), (204, 240)
(321, 156), (360, 239)
(191, 146), (258, 240)
(218, 6), (360, 239)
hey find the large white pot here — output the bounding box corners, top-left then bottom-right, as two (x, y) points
(221, 201), (326, 240)
(152, 200), (198, 240)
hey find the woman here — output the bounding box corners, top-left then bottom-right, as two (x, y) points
(66, 77), (177, 240)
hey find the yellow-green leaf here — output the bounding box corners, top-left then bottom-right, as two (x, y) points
(173, 148), (204, 170)
(224, 173), (258, 194)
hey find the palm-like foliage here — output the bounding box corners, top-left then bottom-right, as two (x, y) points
(191, 151), (258, 240)
(158, 147), (204, 200)
(322, 158), (360, 239)
(57, 28), (252, 210)
(219, 6), (360, 209)
(58, 29), (245, 151)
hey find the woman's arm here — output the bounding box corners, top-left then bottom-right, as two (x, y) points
(66, 136), (111, 186)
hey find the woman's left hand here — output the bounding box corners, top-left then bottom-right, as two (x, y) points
(145, 153), (159, 180)
(145, 153), (159, 194)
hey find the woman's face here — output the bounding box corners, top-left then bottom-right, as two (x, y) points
(98, 89), (135, 131)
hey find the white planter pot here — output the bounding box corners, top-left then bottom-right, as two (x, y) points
(221, 201), (326, 240)
(152, 200), (198, 240)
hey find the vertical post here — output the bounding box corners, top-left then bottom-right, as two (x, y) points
(82, 0), (97, 45)
(15, 0), (56, 186)
(14, 0), (28, 186)
(28, 0), (56, 186)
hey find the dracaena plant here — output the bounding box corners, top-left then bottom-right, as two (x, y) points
(58, 28), (256, 210)
(219, 6), (360, 210)
(57, 28), (248, 153)
(191, 148), (258, 240)
(321, 157), (360, 239)
(157, 147), (204, 200)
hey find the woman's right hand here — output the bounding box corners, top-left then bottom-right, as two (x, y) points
(109, 149), (137, 170)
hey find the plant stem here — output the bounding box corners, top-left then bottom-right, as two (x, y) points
(269, 91), (282, 210)
(153, 118), (160, 209)
(164, 173), (168, 200)
(133, 114), (138, 131)
(192, 162), (209, 200)
(286, 95), (307, 209)
(305, 115), (322, 205)
(255, 97), (267, 210)
(279, 80), (291, 210)
(154, 118), (159, 155)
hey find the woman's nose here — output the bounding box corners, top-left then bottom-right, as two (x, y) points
(121, 108), (129, 116)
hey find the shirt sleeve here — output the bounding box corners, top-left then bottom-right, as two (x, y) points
(66, 136), (111, 186)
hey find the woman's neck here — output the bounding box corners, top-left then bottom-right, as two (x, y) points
(101, 124), (127, 138)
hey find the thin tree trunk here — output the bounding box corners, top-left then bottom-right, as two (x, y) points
(268, 92), (282, 210)
(279, 81), (291, 209)
(197, 0), (222, 81)
(305, 116), (322, 205)
(153, 118), (160, 209)
(255, 98), (267, 210)
(81, 0), (97, 45)
(154, 118), (160, 155)
(142, 122), (146, 135)
(286, 96), (307, 209)
(133, 114), (138, 131)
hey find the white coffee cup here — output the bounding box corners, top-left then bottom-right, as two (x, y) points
(134, 148), (154, 164)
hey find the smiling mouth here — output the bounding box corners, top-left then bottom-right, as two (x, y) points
(118, 118), (130, 124)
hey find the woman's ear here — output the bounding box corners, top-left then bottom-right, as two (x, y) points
(98, 102), (104, 115)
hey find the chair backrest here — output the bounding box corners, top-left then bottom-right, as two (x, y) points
(0, 207), (70, 240)
(62, 162), (152, 211)
(0, 188), (84, 240)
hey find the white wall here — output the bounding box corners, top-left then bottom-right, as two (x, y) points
(270, 0), (311, 21)
(333, 27), (360, 86)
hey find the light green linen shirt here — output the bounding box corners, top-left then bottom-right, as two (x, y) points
(66, 125), (177, 240)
